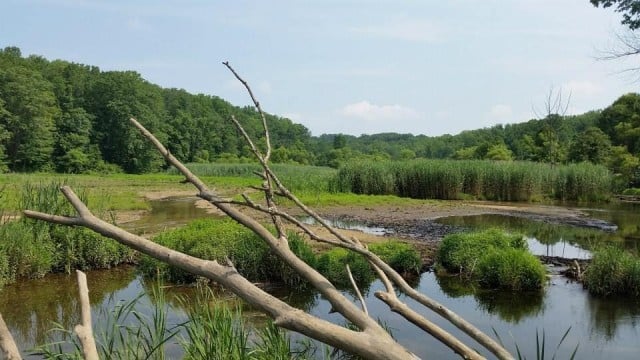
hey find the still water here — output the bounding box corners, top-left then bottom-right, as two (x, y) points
(2, 200), (640, 359)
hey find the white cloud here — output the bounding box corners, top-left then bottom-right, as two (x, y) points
(341, 101), (420, 122)
(488, 104), (513, 120)
(562, 80), (602, 97)
(350, 19), (443, 43)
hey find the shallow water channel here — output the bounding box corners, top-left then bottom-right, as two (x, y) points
(2, 199), (640, 359)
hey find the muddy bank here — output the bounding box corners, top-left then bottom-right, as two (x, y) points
(316, 201), (618, 245)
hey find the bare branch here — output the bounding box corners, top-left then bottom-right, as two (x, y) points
(223, 61), (272, 162)
(0, 313), (20, 360)
(74, 270), (99, 360)
(346, 265), (368, 315)
(375, 291), (484, 360)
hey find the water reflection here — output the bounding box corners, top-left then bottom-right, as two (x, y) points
(0, 267), (135, 350)
(436, 214), (607, 259)
(436, 274), (544, 324)
(587, 293), (640, 341)
(122, 197), (212, 235)
(3, 267), (640, 359)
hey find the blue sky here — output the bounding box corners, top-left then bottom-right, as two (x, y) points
(1, 0), (638, 136)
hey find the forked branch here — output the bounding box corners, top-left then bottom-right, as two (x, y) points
(24, 187), (417, 360)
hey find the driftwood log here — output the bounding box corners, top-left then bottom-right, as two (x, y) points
(0, 63), (516, 360)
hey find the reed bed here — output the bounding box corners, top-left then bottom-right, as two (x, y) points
(334, 159), (612, 202)
(0, 181), (135, 288)
(166, 163), (336, 193)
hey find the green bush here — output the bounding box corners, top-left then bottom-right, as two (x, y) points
(476, 248), (546, 290)
(584, 247), (640, 297)
(436, 229), (545, 290)
(369, 240), (421, 274)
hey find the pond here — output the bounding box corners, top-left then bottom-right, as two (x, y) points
(2, 199), (640, 359)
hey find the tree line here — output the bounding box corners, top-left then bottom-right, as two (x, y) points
(1, 46), (639, 187)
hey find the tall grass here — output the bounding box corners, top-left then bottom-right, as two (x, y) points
(0, 181), (135, 288)
(166, 163), (336, 193)
(334, 159), (612, 202)
(36, 285), (318, 359)
(584, 247), (640, 297)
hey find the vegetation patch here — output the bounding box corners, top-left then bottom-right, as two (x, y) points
(335, 159), (612, 202)
(0, 182), (135, 288)
(436, 228), (546, 290)
(141, 218), (422, 290)
(140, 218), (316, 287)
(584, 247), (640, 297)
(368, 240), (422, 274)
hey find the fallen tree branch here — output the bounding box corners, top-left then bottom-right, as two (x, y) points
(0, 313), (20, 360)
(24, 186), (417, 360)
(74, 270), (99, 360)
(346, 264), (368, 315)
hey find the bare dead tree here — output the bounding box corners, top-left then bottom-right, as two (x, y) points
(532, 86), (572, 120)
(9, 63), (515, 359)
(596, 30), (640, 81)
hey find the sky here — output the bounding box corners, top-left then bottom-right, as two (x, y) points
(1, 0), (639, 136)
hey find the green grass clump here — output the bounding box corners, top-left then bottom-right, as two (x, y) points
(436, 229), (545, 290)
(437, 228), (526, 274)
(584, 247), (640, 297)
(140, 218), (315, 287)
(369, 241), (421, 274)
(335, 159), (612, 202)
(622, 187), (640, 195)
(317, 248), (374, 288)
(476, 248), (547, 291)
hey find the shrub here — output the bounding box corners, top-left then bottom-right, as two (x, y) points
(584, 247), (640, 297)
(369, 240), (421, 274)
(436, 229), (545, 290)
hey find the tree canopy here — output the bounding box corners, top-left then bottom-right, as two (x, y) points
(1, 47), (640, 188)
(591, 0), (640, 30)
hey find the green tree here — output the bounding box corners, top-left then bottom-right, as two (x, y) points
(333, 134), (347, 149)
(86, 71), (167, 173)
(599, 93), (640, 154)
(53, 108), (98, 173)
(0, 65), (58, 171)
(608, 145), (640, 185)
(591, 0), (640, 30)
(568, 126), (612, 164)
(485, 143), (514, 161)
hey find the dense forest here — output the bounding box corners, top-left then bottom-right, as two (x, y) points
(1, 46), (639, 186)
